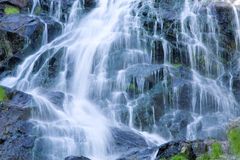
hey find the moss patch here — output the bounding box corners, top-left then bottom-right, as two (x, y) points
(196, 154), (210, 160)
(34, 6), (42, 15)
(173, 63), (182, 68)
(196, 141), (223, 160)
(170, 154), (188, 160)
(210, 142), (223, 159)
(227, 127), (240, 157)
(0, 87), (7, 102)
(4, 5), (20, 15)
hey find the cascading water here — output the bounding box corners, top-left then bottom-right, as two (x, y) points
(1, 0), (240, 159)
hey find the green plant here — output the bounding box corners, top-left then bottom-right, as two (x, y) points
(197, 154), (210, 160)
(227, 127), (240, 157)
(4, 5), (20, 15)
(0, 87), (7, 101)
(210, 142), (223, 159)
(170, 154), (188, 160)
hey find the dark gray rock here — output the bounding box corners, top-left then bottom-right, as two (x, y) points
(112, 127), (156, 160)
(0, 0), (33, 15)
(111, 127), (148, 153)
(0, 85), (36, 160)
(155, 140), (207, 160)
(0, 14), (62, 73)
(40, 15), (62, 42)
(156, 110), (194, 140)
(40, 0), (96, 22)
(65, 156), (91, 160)
(0, 0), (30, 8)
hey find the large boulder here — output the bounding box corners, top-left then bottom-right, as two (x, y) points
(0, 86), (36, 160)
(155, 140), (209, 160)
(0, 14), (62, 73)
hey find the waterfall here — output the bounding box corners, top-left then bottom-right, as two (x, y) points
(1, 0), (240, 159)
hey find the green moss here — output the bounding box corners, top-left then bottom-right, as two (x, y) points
(170, 154), (187, 160)
(197, 154), (210, 160)
(0, 87), (7, 102)
(34, 6), (42, 15)
(4, 5), (20, 15)
(127, 81), (139, 94)
(210, 142), (223, 159)
(173, 63), (182, 68)
(227, 127), (240, 156)
(196, 142), (223, 160)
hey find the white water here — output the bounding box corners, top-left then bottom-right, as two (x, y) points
(1, 0), (240, 159)
(1, 0), (164, 159)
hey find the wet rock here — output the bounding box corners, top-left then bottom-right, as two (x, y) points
(0, 14), (62, 73)
(156, 110), (194, 140)
(0, 85), (36, 160)
(40, 0), (96, 22)
(0, 0), (30, 8)
(211, 2), (237, 62)
(65, 156), (91, 160)
(228, 117), (240, 130)
(112, 127), (156, 160)
(40, 15), (62, 42)
(232, 75), (240, 104)
(0, 14), (43, 72)
(0, 0), (32, 15)
(84, 0), (96, 9)
(111, 127), (148, 153)
(117, 147), (158, 160)
(155, 140), (209, 160)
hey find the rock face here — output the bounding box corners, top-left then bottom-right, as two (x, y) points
(39, 0), (96, 22)
(107, 0), (240, 141)
(0, 86), (35, 160)
(0, 0), (32, 15)
(0, 14), (62, 74)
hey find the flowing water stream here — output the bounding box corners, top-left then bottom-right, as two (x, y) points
(1, 0), (240, 159)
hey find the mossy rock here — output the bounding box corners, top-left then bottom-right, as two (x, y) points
(4, 5), (20, 15)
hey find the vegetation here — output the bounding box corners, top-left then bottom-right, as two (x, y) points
(170, 154), (187, 160)
(0, 87), (7, 101)
(227, 127), (240, 157)
(210, 142), (223, 159)
(34, 6), (42, 15)
(196, 154), (210, 160)
(173, 63), (182, 68)
(196, 141), (224, 160)
(4, 5), (20, 15)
